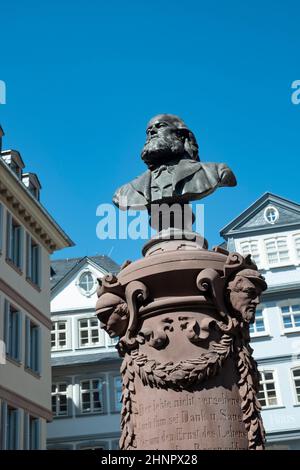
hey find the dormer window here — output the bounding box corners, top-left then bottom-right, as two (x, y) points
(1, 150), (25, 180)
(22, 173), (41, 200)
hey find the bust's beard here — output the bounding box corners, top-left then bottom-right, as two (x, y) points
(141, 136), (185, 168)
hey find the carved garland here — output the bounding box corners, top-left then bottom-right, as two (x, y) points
(120, 330), (233, 450)
(119, 329), (265, 450)
(235, 341), (265, 450)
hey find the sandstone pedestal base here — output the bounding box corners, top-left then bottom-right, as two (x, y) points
(96, 240), (266, 450)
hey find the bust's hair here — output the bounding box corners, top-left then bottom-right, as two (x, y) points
(147, 114), (199, 161)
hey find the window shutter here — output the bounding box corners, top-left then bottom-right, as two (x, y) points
(37, 326), (41, 374)
(6, 212), (12, 260)
(37, 245), (41, 288)
(26, 233), (31, 279)
(25, 317), (31, 368)
(16, 311), (22, 362)
(23, 412), (29, 450)
(18, 226), (24, 270)
(1, 402), (8, 449)
(4, 300), (10, 357)
(35, 418), (41, 449)
(15, 409), (21, 449)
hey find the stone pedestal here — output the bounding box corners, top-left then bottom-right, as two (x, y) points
(96, 240), (266, 450)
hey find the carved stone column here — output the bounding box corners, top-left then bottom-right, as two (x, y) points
(96, 241), (267, 450)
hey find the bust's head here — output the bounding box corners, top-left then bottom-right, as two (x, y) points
(141, 114), (199, 169)
(227, 269), (267, 323)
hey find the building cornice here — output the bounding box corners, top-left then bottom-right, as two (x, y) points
(0, 157), (74, 253)
(0, 278), (52, 329)
(47, 431), (120, 444)
(261, 282), (300, 301)
(0, 384), (52, 421)
(266, 428), (300, 442)
(223, 222), (300, 238)
(256, 354), (294, 365)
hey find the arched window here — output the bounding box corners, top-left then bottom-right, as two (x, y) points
(265, 237), (289, 265)
(239, 240), (260, 266)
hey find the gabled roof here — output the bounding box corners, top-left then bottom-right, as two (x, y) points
(50, 255), (120, 290)
(220, 192), (300, 238)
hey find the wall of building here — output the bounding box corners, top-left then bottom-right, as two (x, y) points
(48, 260), (121, 450)
(224, 199), (300, 449)
(47, 364), (121, 448)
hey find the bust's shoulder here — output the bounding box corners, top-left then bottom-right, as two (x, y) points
(131, 169), (151, 184)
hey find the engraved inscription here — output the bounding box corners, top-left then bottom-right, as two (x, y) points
(134, 387), (248, 450)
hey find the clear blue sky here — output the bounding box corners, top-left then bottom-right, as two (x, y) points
(1, 0), (299, 264)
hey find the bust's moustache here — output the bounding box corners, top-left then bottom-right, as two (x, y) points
(141, 136), (184, 164)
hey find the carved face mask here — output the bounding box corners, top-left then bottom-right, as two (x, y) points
(228, 277), (263, 323)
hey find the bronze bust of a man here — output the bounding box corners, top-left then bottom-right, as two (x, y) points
(113, 114), (237, 210)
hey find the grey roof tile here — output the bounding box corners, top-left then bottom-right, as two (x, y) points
(50, 255), (120, 289)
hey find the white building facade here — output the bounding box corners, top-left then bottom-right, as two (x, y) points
(221, 192), (300, 449)
(0, 126), (73, 449)
(47, 191), (300, 450)
(47, 255), (122, 450)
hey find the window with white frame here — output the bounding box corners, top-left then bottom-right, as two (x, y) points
(264, 206), (279, 224)
(52, 383), (68, 416)
(51, 321), (68, 350)
(257, 371), (279, 407)
(281, 304), (300, 330)
(26, 234), (41, 287)
(249, 309), (266, 335)
(113, 376), (122, 412)
(80, 379), (103, 414)
(78, 317), (104, 348)
(239, 240), (260, 266)
(77, 271), (97, 297)
(4, 300), (22, 362)
(25, 317), (41, 374)
(294, 236), (300, 260)
(292, 369), (300, 404)
(265, 237), (289, 265)
(6, 213), (23, 269)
